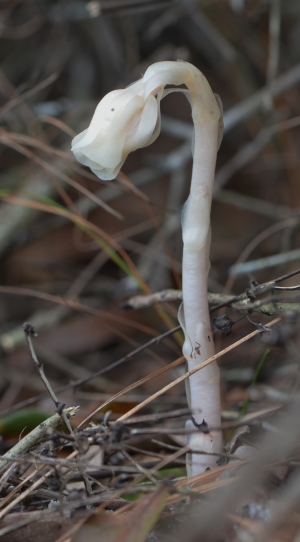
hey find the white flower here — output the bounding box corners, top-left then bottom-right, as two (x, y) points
(72, 80), (162, 180)
(72, 61), (221, 181)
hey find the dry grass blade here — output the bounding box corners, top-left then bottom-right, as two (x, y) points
(0, 194), (149, 290)
(0, 73), (57, 117)
(0, 132), (123, 220)
(78, 355), (185, 427)
(78, 317), (280, 427)
(116, 317), (281, 422)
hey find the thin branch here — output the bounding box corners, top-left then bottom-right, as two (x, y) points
(0, 406), (79, 475)
(230, 248), (300, 276)
(124, 288), (300, 316)
(23, 322), (73, 433)
(116, 317), (281, 423)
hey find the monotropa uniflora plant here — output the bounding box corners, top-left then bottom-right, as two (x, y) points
(72, 61), (224, 476)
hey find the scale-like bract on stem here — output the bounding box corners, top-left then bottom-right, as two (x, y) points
(72, 61), (223, 475)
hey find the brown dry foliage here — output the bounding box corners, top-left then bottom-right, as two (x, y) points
(1, 1), (300, 541)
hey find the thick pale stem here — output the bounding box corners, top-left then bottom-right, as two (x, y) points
(182, 121), (222, 475)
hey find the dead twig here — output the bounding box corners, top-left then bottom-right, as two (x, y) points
(0, 406), (79, 475)
(23, 322), (73, 433)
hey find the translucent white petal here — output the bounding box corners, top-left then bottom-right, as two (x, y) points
(91, 162), (124, 181)
(124, 94), (158, 152)
(72, 93), (150, 176)
(76, 85), (144, 148)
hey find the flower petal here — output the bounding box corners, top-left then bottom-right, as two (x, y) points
(124, 93), (159, 153)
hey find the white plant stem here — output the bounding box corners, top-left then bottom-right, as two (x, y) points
(181, 121), (222, 475)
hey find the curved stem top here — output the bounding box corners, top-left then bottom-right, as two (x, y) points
(71, 61), (223, 183)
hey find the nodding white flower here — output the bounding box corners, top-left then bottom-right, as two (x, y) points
(71, 61), (222, 181)
(72, 83), (161, 180)
(72, 61), (224, 476)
